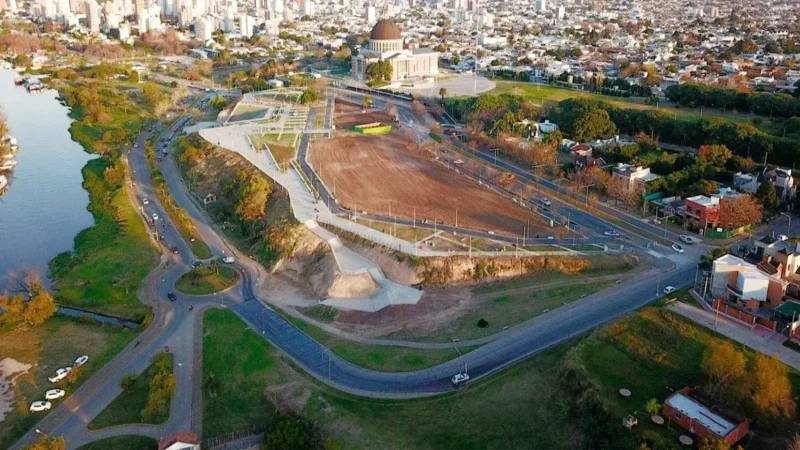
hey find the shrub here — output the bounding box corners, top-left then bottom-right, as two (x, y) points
(477, 318), (489, 328)
(119, 374), (136, 392)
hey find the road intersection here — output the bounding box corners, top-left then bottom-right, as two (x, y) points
(15, 87), (707, 449)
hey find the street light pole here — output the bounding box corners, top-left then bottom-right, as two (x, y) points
(781, 212), (792, 236)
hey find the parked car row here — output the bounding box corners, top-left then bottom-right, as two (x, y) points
(34, 355), (89, 413)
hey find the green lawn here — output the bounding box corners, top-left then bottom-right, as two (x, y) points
(77, 436), (158, 450)
(88, 353), (174, 430)
(249, 133), (297, 164)
(279, 308), (479, 372)
(175, 266), (240, 295)
(51, 161), (160, 322)
(228, 104), (268, 122)
(490, 80), (782, 135)
(0, 317), (140, 449)
(202, 308), (278, 439)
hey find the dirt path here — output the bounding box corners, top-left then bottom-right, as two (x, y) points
(0, 358), (32, 423)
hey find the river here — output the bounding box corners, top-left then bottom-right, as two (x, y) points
(0, 68), (95, 287)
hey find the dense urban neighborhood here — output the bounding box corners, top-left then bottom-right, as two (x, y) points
(2, 0), (800, 448)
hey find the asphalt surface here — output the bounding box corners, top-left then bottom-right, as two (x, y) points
(16, 86), (709, 448)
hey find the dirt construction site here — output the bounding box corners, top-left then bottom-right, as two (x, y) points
(308, 127), (557, 238)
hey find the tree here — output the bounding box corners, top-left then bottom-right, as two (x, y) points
(299, 87), (318, 104)
(644, 398), (661, 416)
(210, 96), (227, 111)
(119, 373), (136, 392)
(127, 70), (139, 83)
(22, 291), (57, 326)
(697, 144), (732, 166)
(141, 83), (164, 107)
(701, 340), (746, 404)
(362, 95), (373, 109)
(411, 100), (426, 119)
(697, 437), (730, 450)
(0, 294), (25, 325)
(573, 108), (617, 142)
(236, 175), (272, 224)
(543, 129), (563, 146)
(741, 353), (796, 420)
(23, 435), (66, 450)
(261, 415), (321, 450)
(439, 87), (448, 104)
(755, 179), (780, 210)
(719, 195), (762, 229)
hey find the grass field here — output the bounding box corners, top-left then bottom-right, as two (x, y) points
(175, 266), (240, 295)
(0, 317), (139, 449)
(489, 81), (781, 134)
(52, 161), (160, 322)
(352, 218), (435, 243)
(88, 353), (174, 430)
(77, 436), (158, 450)
(228, 104), (268, 122)
(249, 133), (297, 164)
(279, 308), (479, 372)
(202, 308), (278, 439)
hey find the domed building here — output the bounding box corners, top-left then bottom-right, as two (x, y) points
(352, 19), (439, 83)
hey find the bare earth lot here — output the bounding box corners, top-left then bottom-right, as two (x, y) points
(309, 129), (551, 237)
(334, 110), (395, 131)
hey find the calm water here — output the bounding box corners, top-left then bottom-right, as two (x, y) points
(0, 68), (95, 287)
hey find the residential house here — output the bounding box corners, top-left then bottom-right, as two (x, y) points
(159, 431), (199, 450)
(733, 172), (759, 194)
(683, 195), (720, 231)
(710, 254), (788, 313)
(611, 163), (660, 193)
(752, 234), (800, 282)
(663, 387), (749, 447)
(765, 167), (796, 202)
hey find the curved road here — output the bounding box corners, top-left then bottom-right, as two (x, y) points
(14, 89), (706, 449)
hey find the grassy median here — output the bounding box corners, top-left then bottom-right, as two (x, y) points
(175, 266), (239, 295)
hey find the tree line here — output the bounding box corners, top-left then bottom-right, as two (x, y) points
(666, 83), (800, 118)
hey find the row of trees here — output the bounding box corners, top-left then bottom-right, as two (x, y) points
(365, 61), (393, 83)
(666, 83), (800, 118)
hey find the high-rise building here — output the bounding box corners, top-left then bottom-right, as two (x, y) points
(365, 4), (375, 23)
(557, 4), (564, 19)
(87, 0), (101, 34)
(535, 0), (546, 11)
(301, 0), (313, 15)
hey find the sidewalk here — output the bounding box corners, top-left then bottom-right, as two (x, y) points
(669, 301), (800, 371)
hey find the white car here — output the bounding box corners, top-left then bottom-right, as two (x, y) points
(152, 213), (159, 221)
(74, 355), (89, 367)
(48, 367), (71, 383)
(222, 256), (235, 264)
(671, 243), (684, 254)
(29, 401), (52, 413)
(142, 197), (149, 205)
(451, 372), (470, 386)
(663, 286), (677, 295)
(679, 235), (694, 244)
(778, 234), (789, 241)
(45, 389), (65, 400)
(540, 198), (552, 207)
(603, 230), (620, 237)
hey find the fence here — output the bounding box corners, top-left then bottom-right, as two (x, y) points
(201, 426), (265, 450)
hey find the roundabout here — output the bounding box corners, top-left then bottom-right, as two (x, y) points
(174, 265), (240, 296)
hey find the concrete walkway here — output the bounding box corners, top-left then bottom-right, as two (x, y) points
(669, 302), (800, 370)
(199, 124), (423, 312)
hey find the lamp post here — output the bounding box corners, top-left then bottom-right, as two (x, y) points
(780, 211), (792, 237)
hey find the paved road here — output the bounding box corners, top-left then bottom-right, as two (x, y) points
(15, 86), (709, 448)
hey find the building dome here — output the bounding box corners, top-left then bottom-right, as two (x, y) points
(370, 19), (401, 41)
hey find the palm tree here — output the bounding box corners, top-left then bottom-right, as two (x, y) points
(439, 87), (448, 104)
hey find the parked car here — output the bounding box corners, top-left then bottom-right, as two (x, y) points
(603, 230), (620, 237)
(45, 389), (66, 400)
(74, 355), (89, 367)
(29, 401), (52, 413)
(142, 197), (149, 205)
(152, 213), (159, 221)
(191, 260), (202, 268)
(778, 234), (789, 241)
(451, 372), (470, 386)
(663, 286), (677, 295)
(167, 292), (177, 301)
(679, 235), (694, 244)
(671, 243), (684, 254)
(170, 246), (179, 254)
(222, 256), (234, 264)
(48, 367), (71, 383)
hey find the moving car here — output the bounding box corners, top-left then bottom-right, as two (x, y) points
(191, 260), (202, 268)
(29, 401), (52, 413)
(663, 286), (677, 295)
(167, 292), (177, 301)
(170, 245), (179, 254)
(45, 389), (65, 400)
(451, 372), (470, 386)
(142, 197), (149, 205)
(603, 230), (620, 237)
(679, 235), (694, 244)
(671, 243), (685, 254)
(540, 198), (552, 207)
(778, 234), (789, 241)
(48, 367), (71, 383)
(74, 355), (89, 367)
(222, 256), (234, 264)
(152, 213), (159, 221)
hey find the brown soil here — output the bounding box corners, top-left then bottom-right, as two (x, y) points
(308, 129), (551, 237)
(334, 99), (363, 114)
(334, 110), (395, 131)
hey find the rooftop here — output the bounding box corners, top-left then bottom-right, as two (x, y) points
(370, 19), (401, 41)
(666, 392), (736, 437)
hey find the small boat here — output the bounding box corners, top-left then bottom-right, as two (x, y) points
(0, 159), (17, 171)
(0, 174), (7, 191)
(25, 79), (43, 91)
(14, 76), (23, 85)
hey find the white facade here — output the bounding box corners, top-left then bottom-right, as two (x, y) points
(535, 0), (546, 12)
(194, 16), (214, 40)
(238, 13), (254, 37)
(87, 0), (100, 34)
(365, 5), (375, 23)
